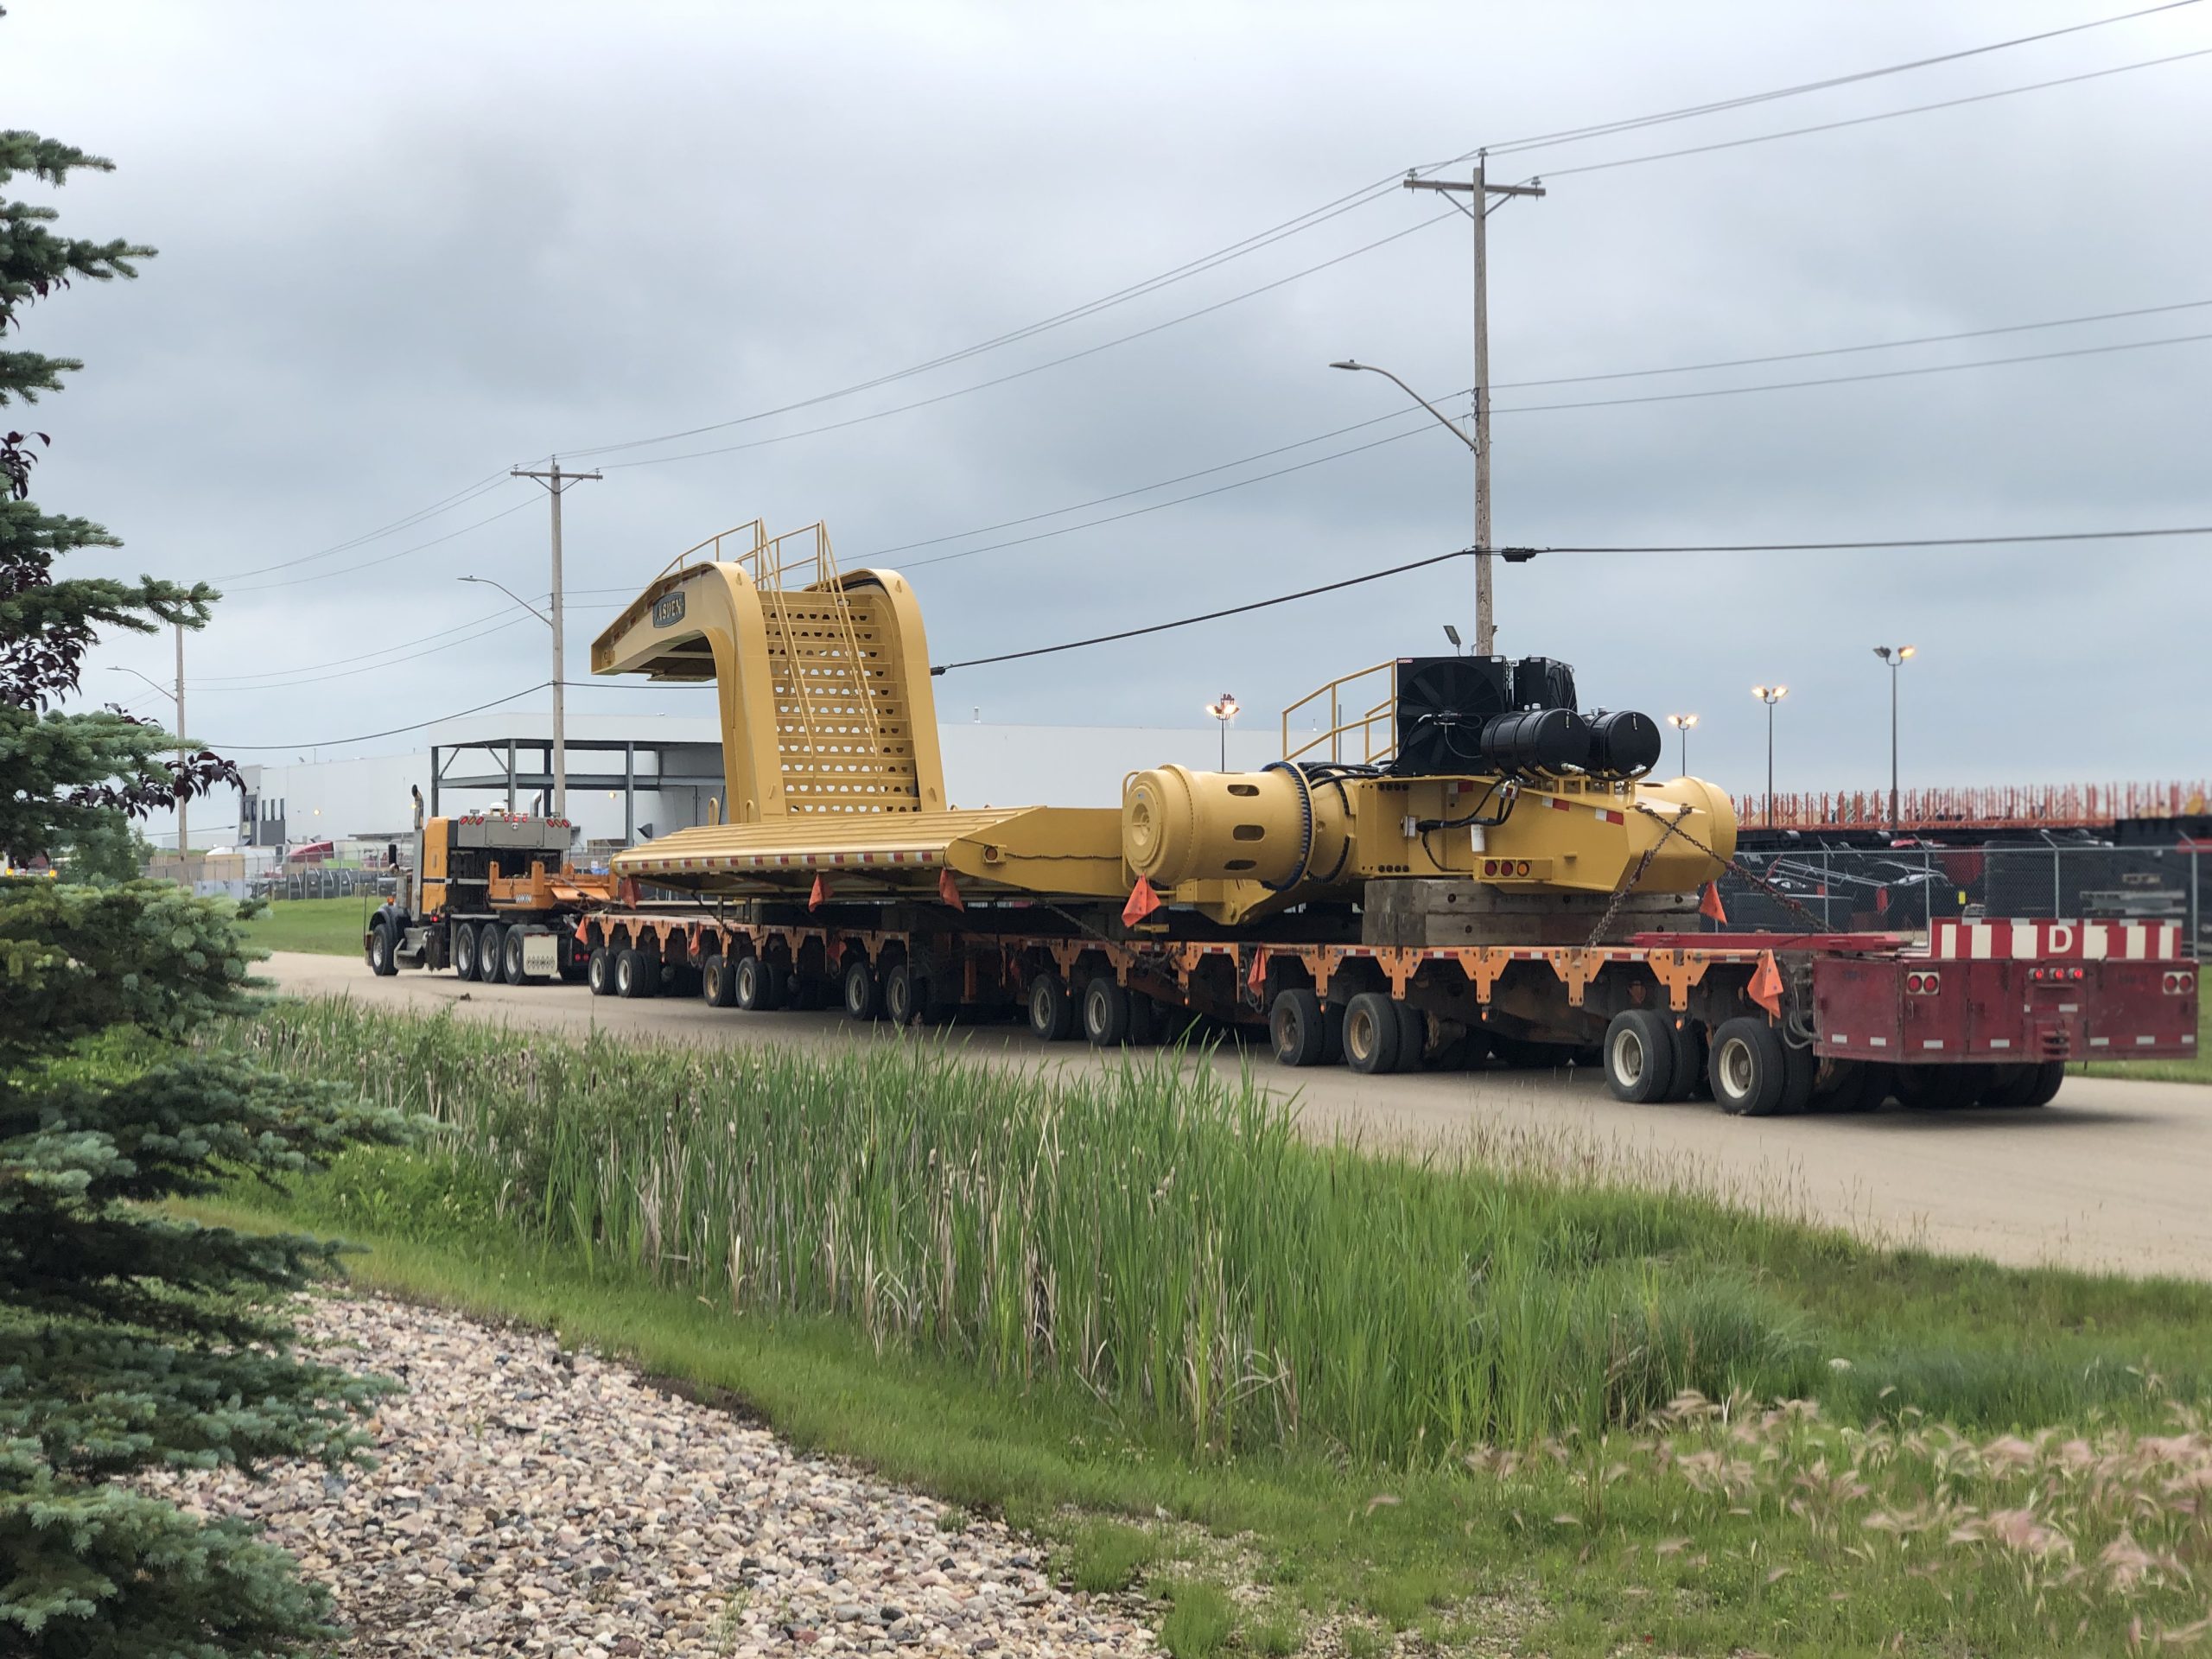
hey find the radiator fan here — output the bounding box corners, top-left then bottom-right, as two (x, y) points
(1392, 656), (1511, 776)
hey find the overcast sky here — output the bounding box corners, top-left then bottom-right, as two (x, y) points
(11, 0), (2210, 829)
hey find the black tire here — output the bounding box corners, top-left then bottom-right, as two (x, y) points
(1709, 1016), (1788, 1116)
(883, 961), (919, 1026)
(841, 957), (882, 1021)
(701, 954), (736, 1007)
(1394, 1001), (1427, 1071)
(1269, 989), (1327, 1068)
(1665, 1017), (1706, 1101)
(1027, 974), (1075, 1042)
(1777, 1035), (1818, 1115)
(1082, 976), (1131, 1046)
(453, 921), (479, 981)
(586, 944), (613, 997)
(1604, 1008), (1676, 1103)
(1897, 1065), (1985, 1111)
(616, 946), (658, 999)
(2016, 1060), (2066, 1108)
(502, 928), (530, 986)
(1343, 991), (1402, 1076)
(476, 923), (506, 983)
(1812, 1058), (1881, 1114)
(733, 954), (776, 1011)
(366, 920), (398, 976)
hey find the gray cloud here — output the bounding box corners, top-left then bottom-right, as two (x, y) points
(11, 0), (2209, 812)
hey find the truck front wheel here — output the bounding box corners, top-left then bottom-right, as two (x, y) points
(366, 920), (398, 977)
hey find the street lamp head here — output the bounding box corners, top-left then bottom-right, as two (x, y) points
(1328, 359), (1361, 372)
(1667, 712), (1698, 730)
(1205, 696), (1239, 721)
(1443, 624), (1462, 648)
(1898, 645), (1916, 661)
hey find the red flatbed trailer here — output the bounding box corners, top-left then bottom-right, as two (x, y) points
(567, 903), (2197, 1117)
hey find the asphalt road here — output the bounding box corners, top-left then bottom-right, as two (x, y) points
(264, 951), (2212, 1281)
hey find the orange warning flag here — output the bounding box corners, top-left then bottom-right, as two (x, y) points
(1749, 950), (1784, 1018)
(1122, 875), (1162, 927)
(938, 867), (964, 910)
(1700, 881), (1727, 925)
(808, 874), (828, 911)
(1247, 948), (1268, 990)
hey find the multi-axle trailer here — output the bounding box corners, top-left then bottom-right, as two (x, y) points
(563, 901), (2196, 1114)
(370, 518), (2199, 1113)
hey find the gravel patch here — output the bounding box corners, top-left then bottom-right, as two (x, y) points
(156, 1294), (1157, 1656)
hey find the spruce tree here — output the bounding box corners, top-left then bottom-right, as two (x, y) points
(1, 96), (410, 1658)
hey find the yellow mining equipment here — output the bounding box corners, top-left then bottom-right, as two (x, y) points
(590, 523), (1126, 902)
(592, 528), (1735, 935)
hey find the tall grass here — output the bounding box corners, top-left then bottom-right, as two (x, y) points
(219, 1001), (1816, 1461)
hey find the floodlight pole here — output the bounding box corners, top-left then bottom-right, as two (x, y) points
(511, 461), (602, 822)
(1402, 157), (1545, 658)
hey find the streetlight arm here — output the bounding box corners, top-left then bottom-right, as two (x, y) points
(106, 664), (178, 704)
(1329, 360), (1478, 454)
(459, 575), (550, 627)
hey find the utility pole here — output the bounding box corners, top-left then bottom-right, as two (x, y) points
(1404, 156), (1544, 658)
(174, 621), (187, 866)
(510, 461), (601, 822)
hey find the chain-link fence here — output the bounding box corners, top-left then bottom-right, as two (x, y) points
(250, 867), (396, 902)
(1715, 843), (2206, 956)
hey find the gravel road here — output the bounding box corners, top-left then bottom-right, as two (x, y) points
(160, 1294), (1152, 1657)
(264, 951), (2212, 1281)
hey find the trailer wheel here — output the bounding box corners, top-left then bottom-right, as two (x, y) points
(1394, 1001), (1428, 1071)
(1269, 989), (1327, 1068)
(1812, 1059), (1881, 1114)
(366, 919), (398, 977)
(842, 957), (883, 1022)
(1710, 1017), (1787, 1116)
(1027, 973), (1075, 1042)
(586, 945), (613, 997)
(1604, 1009), (1676, 1103)
(1083, 976), (1132, 1046)
(1897, 1064), (1984, 1111)
(2014, 1060), (2066, 1108)
(452, 921), (479, 981)
(1342, 991), (1402, 1076)
(1665, 1017), (1707, 1100)
(732, 954), (776, 1011)
(502, 928), (531, 986)
(616, 946), (658, 999)
(701, 953), (737, 1008)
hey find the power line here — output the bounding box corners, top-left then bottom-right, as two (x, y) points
(931, 524), (2212, 673)
(209, 470), (521, 580)
(191, 602), (540, 684)
(193, 614), (536, 693)
(597, 213), (1459, 473)
(1417, 0), (2202, 168)
(204, 683), (555, 752)
(1494, 297), (2212, 391)
(1541, 46), (2212, 181)
(224, 495), (541, 592)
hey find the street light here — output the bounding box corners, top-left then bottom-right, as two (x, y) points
(108, 652), (190, 857)
(1205, 693), (1240, 771)
(1751, 684), (1788, 826)
(1666, 712), (1698, 777)
(1872, 645), (1916, 830)
(1330, 359), (1496, 655)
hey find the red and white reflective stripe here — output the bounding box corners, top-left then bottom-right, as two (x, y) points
(1928, 919), (2182, 961)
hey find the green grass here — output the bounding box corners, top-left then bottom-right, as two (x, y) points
(191, 998), (2212, 1655)
(2079, 998), (2211, 1084)
(241, 894), (374, 957)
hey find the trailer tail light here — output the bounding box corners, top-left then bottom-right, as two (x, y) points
(2165, 970), (2197, 995)
(1905, 970), (1942, 995)
(2029, 965), (2087, 983)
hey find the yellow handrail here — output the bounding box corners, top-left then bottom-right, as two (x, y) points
(1282, 661), (1400, 766)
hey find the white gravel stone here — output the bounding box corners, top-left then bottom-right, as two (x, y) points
(154, 1294), (1156, 1656)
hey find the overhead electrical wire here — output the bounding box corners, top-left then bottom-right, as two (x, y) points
(1538, 46), (2212, 180)
(190, 602), (542, 685)
(1414, 0), (2202, 169)
(930, 524), (2212, 674)
(202, 683), (556, 753)
(214, 0), (2196, 571)
(223, 495), (541, 592)
(595, 213), (1459, 473)
(192, 614), (536, 693)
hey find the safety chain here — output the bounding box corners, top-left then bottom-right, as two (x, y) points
(1582, 836), (1667, 950)
(1628, 803), (1833, 935)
